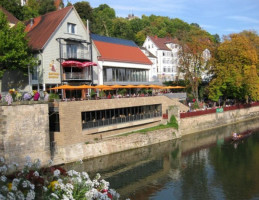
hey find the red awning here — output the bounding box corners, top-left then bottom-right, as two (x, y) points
(62, 61), (97, 68)
(82, 61), (97, 67)
(62, 60), (83, 68)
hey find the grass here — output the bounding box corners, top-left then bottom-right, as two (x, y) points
(121, 115), (179, 136)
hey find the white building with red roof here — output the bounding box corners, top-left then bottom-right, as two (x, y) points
(25, 6), (93, 96)
(91, 34), (153, 85)
(143, 36), (180, 82)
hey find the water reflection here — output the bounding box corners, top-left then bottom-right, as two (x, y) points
(63, 118), (259, 200)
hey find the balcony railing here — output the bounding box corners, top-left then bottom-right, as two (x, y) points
(63, 72), (91, 81)
(82, 111), (162, 130)
(61, 45), (90, 60)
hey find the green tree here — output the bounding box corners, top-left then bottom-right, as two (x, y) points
(0, 11), (36, 78)
(209, 33), (259, 102)
(0, 0), (23, 20)
(22, 0), (40, 20)
(111, 18), (134, 40)
(91, 4), (115, 36)
(38, 0), (56, 15)
(74, 1), (93, 24)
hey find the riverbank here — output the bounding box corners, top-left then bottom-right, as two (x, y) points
(1, 98), (259, 167)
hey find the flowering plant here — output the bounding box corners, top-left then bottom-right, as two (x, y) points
(5, 93), (13, 105)
(0, 157), (126, 200)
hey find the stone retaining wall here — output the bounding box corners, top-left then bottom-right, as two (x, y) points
(54, 127), (180, 164)
(0, 104), (50, 166)
(180, 105), (259, 136)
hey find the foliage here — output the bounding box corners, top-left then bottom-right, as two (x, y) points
(0, 11), (36, 78)
(91, 4), (116, 36)
(177, 27), (215, 103)
(90, 90), (96, 98)
(99, 90), (106, 98)
(168, 115), (178, 130)
(0, 156), (122, 200)
(49, 93), (60, 100)
(208, 33), (259, 102)
(0, 0), (23, 20)
(74, 1), (93, 24)
(38, 0), (56, 15)
(118, 88), (127, 96)
(22, 0), (40, 20)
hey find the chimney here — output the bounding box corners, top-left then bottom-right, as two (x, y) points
(30, 18), (34, 27)
(155, 35), (157, 39)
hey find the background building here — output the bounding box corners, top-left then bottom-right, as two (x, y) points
(143, 36), (180, 82)
(91, 34), (153, 85)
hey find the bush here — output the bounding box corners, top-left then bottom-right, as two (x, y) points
(49, 93), (60, 100)
(168, 115), (178, 130)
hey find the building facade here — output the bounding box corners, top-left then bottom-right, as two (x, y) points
(142, 36), (180, 82)
(91, 34), (153, 85)
(25, 6), (92, 94)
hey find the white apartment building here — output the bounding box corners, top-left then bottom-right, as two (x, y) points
(140, 47), (158, 82)
(143, 36), (180, 82)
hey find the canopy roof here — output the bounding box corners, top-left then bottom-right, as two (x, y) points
(62, 60), (97, 68)
(50, 84), (185, 90)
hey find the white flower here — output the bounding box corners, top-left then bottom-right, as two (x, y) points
(16, 190), (25, 200)
(12, 178), (20, 187)
(100, 179), (109, 190)
(0, 194), (6, 200)
(95, 173), (101, 180)
(30, 183), (35, 190)
(25, 156), (32, 168)
(51, 193), (59, 199)
(22, 180), (28, 188)
(48, 160), (53, 166)
(61, 194), (70, 200)
(7, 192), (15, 200)
(34, 159), (41, 169)
(0, 165), (7, 174)
(53, 169), (60, 177)
(1, 185), (9, 192)
(26, 190), (35, 200)
(81, 172), (89, 180)
(0, 157), (4, 163)
(57, 179), (63, 184)
(33, 171), (39, 177)
(65, 183), (74, 191)
(43, 186), (48, 192)
(0, 175), (7, 182)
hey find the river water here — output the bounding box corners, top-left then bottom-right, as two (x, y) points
(64, 118), (259, 200)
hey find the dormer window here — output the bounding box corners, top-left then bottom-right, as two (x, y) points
(67, 23), (76, 34)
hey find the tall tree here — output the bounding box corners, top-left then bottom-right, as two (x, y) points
(38, 0), (56, 15)
(209, 33), (259, 103)
(0, 0), (23, 20)
(0, 11), (36, 78)
(91, 4), (115, 36)
(22, 0), (40, 20)
(111, 18), (134, 40)
(74, 1), (93, 24)
(178, 27), (215, 103)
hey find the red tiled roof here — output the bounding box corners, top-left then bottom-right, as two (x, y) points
(0, 6), (19, 25)
(93, 40), (152, 65)
(149, 36), (178, 51)
(25, 6), (73, 50)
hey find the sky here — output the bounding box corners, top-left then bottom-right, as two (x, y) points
(70, 0), (259, 38)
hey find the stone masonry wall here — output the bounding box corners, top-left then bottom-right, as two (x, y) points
(0, 104), (50, 166)
(180, 106), (259, 136)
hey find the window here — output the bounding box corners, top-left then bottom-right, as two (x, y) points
(67, 23), (76, 34)
(67, 44), (77, 58)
